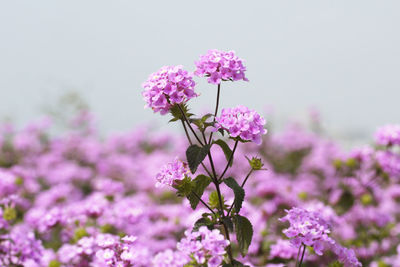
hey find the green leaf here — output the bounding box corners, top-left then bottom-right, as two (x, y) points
(186, 144), (211, 174)
(336, 189), (355, 215)
(174, 177), (194, 197)
(328, 261), (344, 267)
(187, 175), (212, 209)
(208, 191), (225, 210)
(48, 260), (62, 267)
(193, 216), (214, 231)
(224, 177), (245, 213)
(222, 216), (234, 232)
(213, 139), (233, 166)
(233, 215), (253, 256)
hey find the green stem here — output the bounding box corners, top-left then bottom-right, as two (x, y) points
(298, 244), (306, 267)
(181, 120), (214, 179)
(218, 140), (239, 182)
(208, 84), (221, 144)
(192, 191), (215, 215)
(177, 104), (204, 146)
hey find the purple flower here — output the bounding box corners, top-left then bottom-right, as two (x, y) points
(152, 249), (190, 267)
(331, 243), (362, 267)
(142, 65), (197, 115)
(269, 239), (298, 260)
(214, 105), (267, 145)
(176, 226), (229, 266)
(376, 150), (400, 178)
(194, 49), (248, 84)
(280, 207), (335, 255)
(155, 158), (190, 188)
(280, 207), (362, 266)
(374, 124), (400, 146)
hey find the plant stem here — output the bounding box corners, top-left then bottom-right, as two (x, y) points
(192, 191), (215, 215)
(218, 140), (239, 182)
(240, 169), (254, 188)
(298, 244), (306, 267)
(177, 104), (204, 146)
(181, 120), (214, 179)
(295, 245), (301, 267)
(208, 84), (221, 144)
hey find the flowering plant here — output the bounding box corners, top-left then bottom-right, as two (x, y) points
(143, 49), (267, 266)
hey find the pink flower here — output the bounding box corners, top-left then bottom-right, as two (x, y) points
(195, 49), (248, 84)
(155, 158), (190, 188)
(374, 124), (400, 146)
(214, 105), (267, 145)
(142, 65), (197, 115)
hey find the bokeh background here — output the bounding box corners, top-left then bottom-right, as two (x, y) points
(1, 0), (399, 139)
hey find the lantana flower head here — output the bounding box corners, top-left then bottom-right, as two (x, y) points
(280, 207), (362, 266)
(155, 158), (190, 188)
(214, 105), (267, 145)
(194, 49), (248, 84)
(177, 226), (229, 267)
(374, 124), (400, 146)
(280, 207), (334, 255)
(142, 65), (197, 115)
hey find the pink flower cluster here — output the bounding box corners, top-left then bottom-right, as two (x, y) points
(280, 207), (334, 255)
(281, 207), (362, 266)
(58, 233), (149, 266)
(376, 151), (400, 178)
(176, 226), (230, 267)
(142, 65), (197, 115)
(155, 158), (190, 188)
(1, 111), (400, 266)
(214, 105), (267, 145)
(194, 49), (248, 84)
(374, 124), (400, 146)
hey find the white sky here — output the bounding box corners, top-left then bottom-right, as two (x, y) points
(0, 0), (399, 138)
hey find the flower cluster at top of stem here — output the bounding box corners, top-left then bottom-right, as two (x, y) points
(142, 65), (197, 115)
(281, 207), (362, 267)
(214, 105), (267, 145)
(194, 49), (248, 84)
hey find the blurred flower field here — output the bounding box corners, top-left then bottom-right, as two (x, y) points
(1, 112), (400, 266)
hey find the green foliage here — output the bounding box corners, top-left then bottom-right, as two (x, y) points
(336, 189), (355, 215)
(174, 177), (194, 197)
(361, 193), (373, 206)
(73, 227), (89, 242)
(208, 191), (225, 210)
(377, 260), (390, 267)
(169, 103), (193, 122)
(100, 224), (117, 234)
(186, 144), (211, 174)
(223, 177), (245, 213)
(191, 113), (214, 130)
(187, 175), (212, 209)
(328, 261), (344, 267)
(213, 139), (234, 166)
(222, 216), (234, 232)
(264, 148), (311, 175)
(246, 156), (264, 171)
(3, 207), (17, 221)
(233, 215), (253, 256)
(193, 215), (215, 231)
(48, 260), (61, 267)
